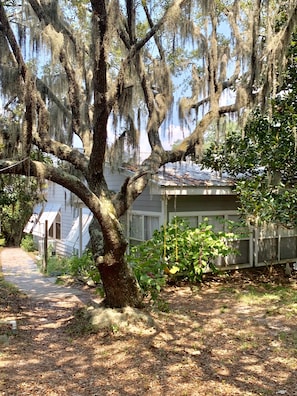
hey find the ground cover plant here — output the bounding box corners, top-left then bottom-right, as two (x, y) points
(1, 251), (297, 395)
(20, 234), (37, 253)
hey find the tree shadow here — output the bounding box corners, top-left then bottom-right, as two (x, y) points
(1, 278), (297, 395)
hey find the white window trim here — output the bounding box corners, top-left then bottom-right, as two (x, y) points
(168, 210), (252, 240)
(169, 210), (238, 220)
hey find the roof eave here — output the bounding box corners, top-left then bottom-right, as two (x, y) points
(150, 184), (236, 196)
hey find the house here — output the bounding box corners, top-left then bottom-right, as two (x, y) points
(127, 161), (251, 269)
(24, 181), (92, 257)
(24, 164), (129, 257)
(24, 161), (297, 269)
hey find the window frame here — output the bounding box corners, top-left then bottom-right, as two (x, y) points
(128, 211), (161, 244)
(48, 211), (61, 240)
(168, 210), (245, 234)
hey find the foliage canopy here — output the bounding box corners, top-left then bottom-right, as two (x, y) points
(203, 29), (297, 227)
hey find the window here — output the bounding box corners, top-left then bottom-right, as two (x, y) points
(144, 216), (159, 239)
(204, 215), (224, 232)
(130, 214), (143, 240)
(169, 211), (245, 234)
(169, 211), (252, 267)
(129, 212), (160, 244)
(49, 212), (61, 240)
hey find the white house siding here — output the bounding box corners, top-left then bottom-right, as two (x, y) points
(32, 203), (61, 237)
(25, 181), (82, 257)
(58, 208), (93, 257)
(45, 181), (76, 240)
(105, 166), (127, 192)
(25, 166), (136, 257)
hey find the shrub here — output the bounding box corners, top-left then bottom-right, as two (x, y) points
(163, 217), (238, 282)
(20, 234), (37, 252)
(128, 237), (167, 302)
(128, 217), (239, 300)
(39, 250), (101, 285)
(45, 255), (71, 276)
(69, 251), (101, 284)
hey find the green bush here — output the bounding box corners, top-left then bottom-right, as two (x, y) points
(41, 250), (100, 285)
(69, 251), (101, 284)
(163, 217), (238, 282)
(128, 217), (239, 300)
(20, 234), (37, 252)
(45, 255), (71, 276)
(128, 237), (167, 302)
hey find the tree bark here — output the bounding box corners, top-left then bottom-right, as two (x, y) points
(88, 216), (142, 308)
(98, 255), (143, 308)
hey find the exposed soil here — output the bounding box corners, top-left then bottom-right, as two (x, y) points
(1, 264), (297, 396)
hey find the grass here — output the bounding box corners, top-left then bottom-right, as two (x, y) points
(36, 253), (72, 277)
(0, 280), (25, 318)
(278, 331), (297, 350)
(245, 286), (297, 318)
(0, 275), (22, 302)
(220, 282), (297, 312)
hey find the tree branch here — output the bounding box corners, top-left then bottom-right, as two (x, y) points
(0, 3), (27, 80)
(36, 78), (71, 118)
(28, 0), (78, 48)
(0, 158), (97, 213)
(31, 134), (89, 173)
(89, 0), (109, 177)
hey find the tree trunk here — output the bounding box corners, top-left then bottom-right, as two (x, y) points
(98, 255), (143, 308)
(3, 220), (24, 246)
(89, 217), (143, 308)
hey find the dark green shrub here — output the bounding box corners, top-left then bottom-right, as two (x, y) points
(46, 255), (71, 276)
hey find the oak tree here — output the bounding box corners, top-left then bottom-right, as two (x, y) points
(0, 0), (296, 307)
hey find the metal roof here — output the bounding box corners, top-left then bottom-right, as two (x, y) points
(155, 162), (235, 187)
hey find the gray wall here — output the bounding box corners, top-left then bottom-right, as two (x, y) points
(104, 166), (127, 192)
(132, 187), (162, 212)
(166, 194), (238, 217)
